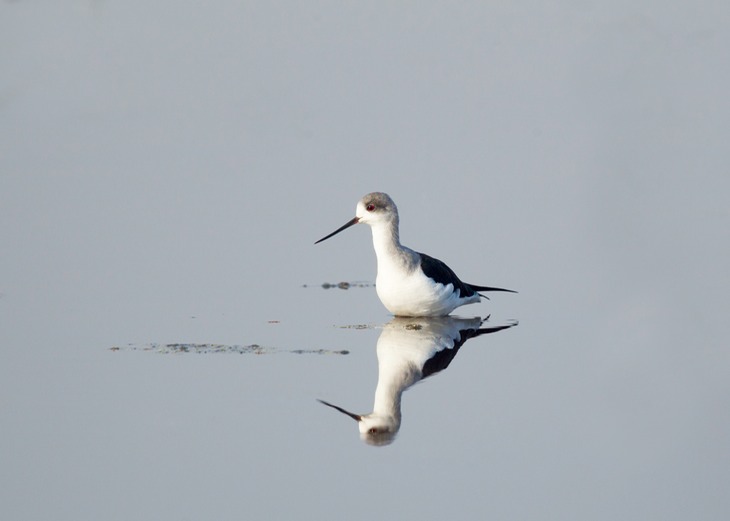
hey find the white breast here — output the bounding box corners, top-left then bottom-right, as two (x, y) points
(376, 265), (475, 316)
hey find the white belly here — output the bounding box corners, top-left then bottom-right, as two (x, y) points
(376, 266), (479, 317)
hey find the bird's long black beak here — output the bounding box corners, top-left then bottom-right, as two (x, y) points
(314, 217), (360, 244)
(318, 399), (362, 422)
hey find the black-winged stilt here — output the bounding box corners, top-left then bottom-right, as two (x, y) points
(315, 192), (515, 316)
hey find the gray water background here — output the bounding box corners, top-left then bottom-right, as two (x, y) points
(2, 2), (729, 520)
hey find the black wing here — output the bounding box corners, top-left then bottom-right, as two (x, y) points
(418, 252), (477, 298)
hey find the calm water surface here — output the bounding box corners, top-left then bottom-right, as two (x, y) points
(2, 2), (729, 520)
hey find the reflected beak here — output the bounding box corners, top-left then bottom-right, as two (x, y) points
(314, 217), (360, 244)
(318, 399), (362, 422)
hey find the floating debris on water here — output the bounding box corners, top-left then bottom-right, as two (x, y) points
(338, 323), (376, 330)
(302, 281), (374, 290)
(290, 349), (350, 355)
(405, 324), (423, 330)
(109, 343), (349, 355)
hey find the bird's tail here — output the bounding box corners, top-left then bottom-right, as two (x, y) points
(466, 284), (517, 294)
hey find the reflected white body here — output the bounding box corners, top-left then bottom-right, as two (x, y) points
(319, 316), (517, 446)
(359, 316), (484, 442)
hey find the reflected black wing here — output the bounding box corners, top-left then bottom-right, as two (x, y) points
(421, 342), (462, 379)
(421, 322), (517, 379)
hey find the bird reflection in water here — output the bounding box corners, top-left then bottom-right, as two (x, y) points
(319, 315), (517, 446)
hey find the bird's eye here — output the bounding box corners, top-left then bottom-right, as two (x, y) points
(366, 204), (376, 212)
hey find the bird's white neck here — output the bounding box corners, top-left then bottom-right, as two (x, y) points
(369, 219), (418, 275)
(370, 219), (401, 255)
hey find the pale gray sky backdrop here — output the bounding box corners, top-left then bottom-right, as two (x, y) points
(2, 2), (729, 520)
